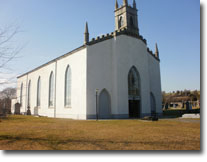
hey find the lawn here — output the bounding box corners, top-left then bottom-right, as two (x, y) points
(0, 115), (200, 150)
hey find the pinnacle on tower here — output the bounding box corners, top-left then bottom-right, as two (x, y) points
(115, 0), (119, 9)
(84, 22), (89, 45)
(123, 0), (128, 6)
(155, 43), (159, 58)
(85, 22), (89, 33)
(133, 0), (137, 9)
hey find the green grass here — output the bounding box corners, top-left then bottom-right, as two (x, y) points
(0, 115), (200, 150)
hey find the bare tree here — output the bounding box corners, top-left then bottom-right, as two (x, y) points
(0, 87), (16, 99)
(0, 26), (22, 86)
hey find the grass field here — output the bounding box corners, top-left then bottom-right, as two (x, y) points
(0, 115), (200, 150)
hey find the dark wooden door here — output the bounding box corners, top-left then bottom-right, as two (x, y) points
(129, 100), (140, 118)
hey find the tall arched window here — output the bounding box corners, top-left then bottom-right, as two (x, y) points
(65, 65), (71, 107)
(130, 16), (134, 27)
(37, 77), (41, 107)
(27, 80), (31, 107)
(128, 66), (140, 97)
(128, 66), (141, 118)
(20, 83), (23, 106)
(49, 72), (54, 107)
(118, 16), (123, 28)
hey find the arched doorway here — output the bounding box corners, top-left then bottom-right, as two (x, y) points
(150, 92), (156, 116)
(128, 66), (141, 118)
(99, 89), (111, 119)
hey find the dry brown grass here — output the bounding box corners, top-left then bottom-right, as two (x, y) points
(0, 115), (200, 150)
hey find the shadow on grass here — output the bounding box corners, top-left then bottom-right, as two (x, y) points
(0, 134), (201, 152)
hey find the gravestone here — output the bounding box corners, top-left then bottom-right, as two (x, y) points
(27, 106), (31, 115)
(186, 101), (190, 112)
(14, 103), (21, 115)
(0, 106), (7, 118)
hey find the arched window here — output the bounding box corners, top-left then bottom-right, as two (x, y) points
(118, 16), (123, 28)
(27, 80), (31, 107)
(49, 72), (54, 107)
(128, 66), (141, 118)
(128, 66), (140, 97)
(37, 77), (41, 107)
(65, 65), (71, 107)
(20, 83), (23, 106)
(130, 16), (134, 27)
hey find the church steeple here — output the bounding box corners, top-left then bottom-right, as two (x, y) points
(115, 0), (119, 10)
(123, 0), (128, 6)
(84, 22), (89, 45)
(115, 0), (139, 34)
(155, 43), (159, 58)
(133, 0), (137, 9)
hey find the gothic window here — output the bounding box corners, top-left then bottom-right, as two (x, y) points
(118, 16), (123, 28)
(20, 83), (23, 106)
(49, 72), (54, 107)
(128, 66), (140, 97)
(27, 80), (31, 107)
(65, 65), (71, 107)
(130, 16), (134, 27)
(37, 76), (41, 107)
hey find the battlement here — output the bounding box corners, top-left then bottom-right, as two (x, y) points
(87, 28), (146, 46)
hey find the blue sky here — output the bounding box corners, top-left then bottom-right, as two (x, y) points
(0, 0), (200, 92)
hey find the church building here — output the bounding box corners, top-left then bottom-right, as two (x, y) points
(11, 0), (162, 119)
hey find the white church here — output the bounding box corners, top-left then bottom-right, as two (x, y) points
(11, 0), (162, 120)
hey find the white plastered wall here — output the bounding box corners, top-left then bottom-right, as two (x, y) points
(16, 48), (87, 120)
(148, 54), (163, 115)
(86, 35), (155, 118)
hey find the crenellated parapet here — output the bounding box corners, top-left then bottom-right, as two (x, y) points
(83, 22), (159, 62)
(147, 47), (160, 61)
(87, 28), (147, 46)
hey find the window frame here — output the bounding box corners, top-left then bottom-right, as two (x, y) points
(64, 65), (72, 108)
(48, 71), (54, 108)
(37, 76), (41, 107)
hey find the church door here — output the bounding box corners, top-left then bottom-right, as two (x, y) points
(99, 89), (111, 119)
(128, 66), (141, 118)
(150, 92), (156, 116)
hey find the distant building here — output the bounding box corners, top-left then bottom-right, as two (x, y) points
(11, 0), (162, 119)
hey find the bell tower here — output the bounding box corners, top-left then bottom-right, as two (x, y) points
(115, 0), (139, 34)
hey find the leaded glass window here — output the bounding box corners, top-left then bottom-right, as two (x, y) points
(20, 83), (23, 106)
(65, 65), (71, 107)
(128, 66), (140, 98)
(37, 77), (41, 107)
(49, 72), (54, 107)
(28, 80), (31, 107)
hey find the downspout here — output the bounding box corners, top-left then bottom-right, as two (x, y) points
(54, 60), (57, 118)
(25, 74), (28, 114)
